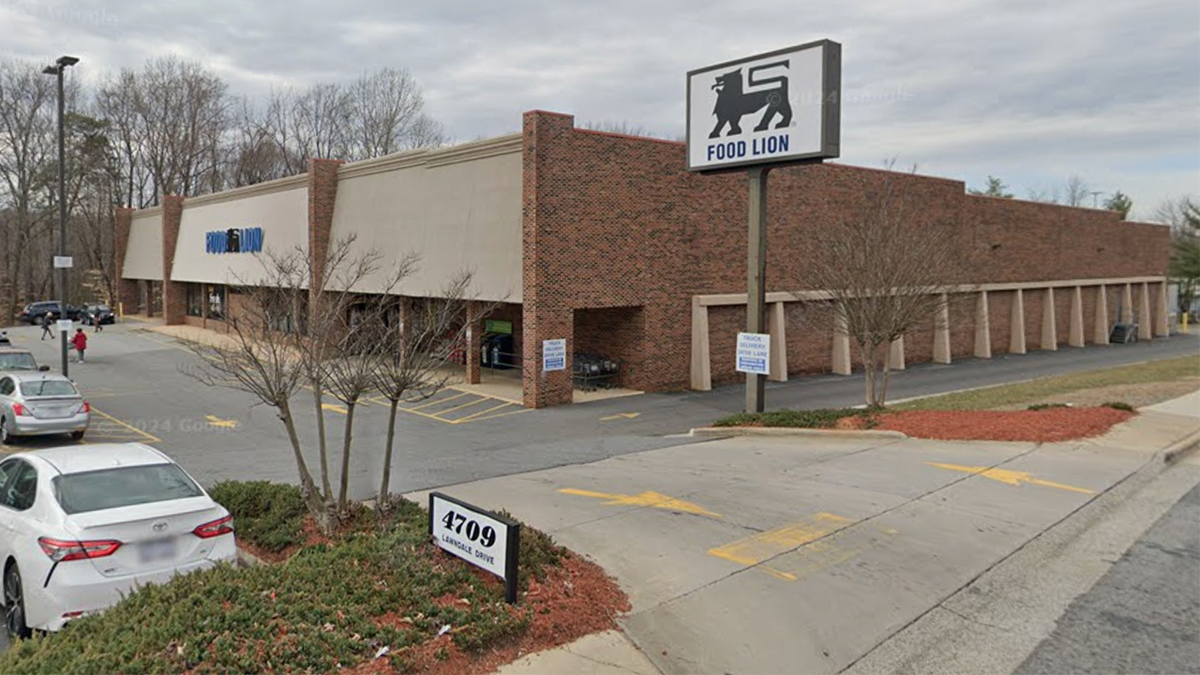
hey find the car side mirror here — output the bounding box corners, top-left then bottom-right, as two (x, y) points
(38, 365), (50, 372)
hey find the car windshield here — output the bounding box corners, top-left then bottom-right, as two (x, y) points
(0, 353), (38, 370)
(19, 380), (77, 397)
(52, 464), (204, 514)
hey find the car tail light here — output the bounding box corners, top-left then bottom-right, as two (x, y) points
(193, 515), (234, 539)
(12, 403), (30, 417)
(77, 401), (90, 414)
(38, 537), (122, 563)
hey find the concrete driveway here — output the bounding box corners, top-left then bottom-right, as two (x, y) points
(408, 403), (1199, 674)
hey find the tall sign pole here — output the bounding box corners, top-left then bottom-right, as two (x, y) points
(745, 166), (769, 412)
(44, 56), (79, 377)
(686, 40), (841, 413)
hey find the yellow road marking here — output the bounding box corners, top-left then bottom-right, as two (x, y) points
(321, 403), (347, 414)
(927, 462), (1096, 495)
(557, 488), (721, 517)
(204, 415), (238, 429)
(89, 407), (161, 443)
(449, 386), (524, 406)
(459, 406), (533, 423)
(600, 412), (640, 421)
(707, 513), (851, 566)
(454, 401), (516, 423)
(407, 391), (470, 411)
(431, 397), (490, 416)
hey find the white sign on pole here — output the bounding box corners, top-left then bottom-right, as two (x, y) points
(53, 256), (73, 268)
(57, 320), (72, 333)
(686, 40), (841, 172)
(736, 332), (771, 375)
(429, 493), (520, 603)
(542, 338), (566, 372)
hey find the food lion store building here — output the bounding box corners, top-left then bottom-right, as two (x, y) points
(116, 110), (1171, 409)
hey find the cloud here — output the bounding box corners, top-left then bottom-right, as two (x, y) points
(2, 0), (1196, 211)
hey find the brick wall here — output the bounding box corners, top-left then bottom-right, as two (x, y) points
(112, 207), (139, 314)
(308, 159), (340, 298)
(520, 111), (1171, 399)
(161, 196), (185, 325)
(574, 306), (647, 389)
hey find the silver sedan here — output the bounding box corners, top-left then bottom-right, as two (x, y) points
(0, 373), (89, 444)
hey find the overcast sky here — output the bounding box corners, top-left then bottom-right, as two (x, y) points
(3, 0), (1197, 219)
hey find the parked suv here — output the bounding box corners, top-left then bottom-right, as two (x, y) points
(16, 302), (80, 324)
(79, 303), (115, 325)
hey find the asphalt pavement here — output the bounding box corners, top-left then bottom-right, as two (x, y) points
(1016, 483), (1200, 675)
(406, 397), (1199, 674)
(2, 320), (1196, 503)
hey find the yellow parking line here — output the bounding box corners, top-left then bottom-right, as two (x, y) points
(453, 401), (516, 423)
(432, 397), (490, 416)
(406, 391), (470, 411)
(89, 407), (160, 443)
(449, 386), (524, 406)
(460, 407), (533, 423)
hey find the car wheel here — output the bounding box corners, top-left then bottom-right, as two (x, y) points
(0, 418), (14, 445)
(70, 430), (85, 441)
(4, 563), (31, 640)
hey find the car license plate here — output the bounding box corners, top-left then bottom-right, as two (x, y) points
(138, 538), (177, 563)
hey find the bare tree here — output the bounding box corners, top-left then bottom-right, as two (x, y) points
(0, 59), (56, 320)
(1063, 175), (1091, 208)
(370, 273), (479, 506)
(347, 67), (446, 158)
(181, 250), (332, 527)
(805, 173), (970, 407)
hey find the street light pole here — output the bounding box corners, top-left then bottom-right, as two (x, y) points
(44, 55), (78, 378)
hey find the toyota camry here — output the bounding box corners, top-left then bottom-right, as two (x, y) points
(0, 443), (236, 638)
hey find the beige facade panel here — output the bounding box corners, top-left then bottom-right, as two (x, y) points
(170, 186), (309, 285)
(123, 211), (163, 280)
(330, 150), (522, 303)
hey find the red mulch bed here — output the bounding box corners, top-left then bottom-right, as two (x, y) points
(845, 407), (1135, 442)
(343, 554), (629, 675)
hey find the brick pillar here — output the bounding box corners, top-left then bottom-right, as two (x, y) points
(308, 158), (342, 317)
(466, 301), (483, 384)
(112, 207), (139, 316)
(161, 196), (186, 325)
(521, 111), (577, 408)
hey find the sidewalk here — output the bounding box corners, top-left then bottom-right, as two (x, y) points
(415, 391), (1200, 675)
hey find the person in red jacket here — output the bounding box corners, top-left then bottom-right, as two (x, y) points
(71, 328), (88, 364)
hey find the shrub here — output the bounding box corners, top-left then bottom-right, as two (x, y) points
(1027, 403), (1070, 411)
(494, 508), (564, 590)
(713, 408), (871, 429)
(208, 481), (306, 552)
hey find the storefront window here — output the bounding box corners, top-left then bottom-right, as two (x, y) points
(186, 284), (202, 317)
(207, 285), (226, 320)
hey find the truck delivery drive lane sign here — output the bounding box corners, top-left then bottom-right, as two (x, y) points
(736, 332), (771, 375)
(542, 339), (566, 372)
(429, 492), (521, 603)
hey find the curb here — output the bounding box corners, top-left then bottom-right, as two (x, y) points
(690, 426), (908, 440)
(236, 546), (265, 568)
(1162, 428), (1200, 464)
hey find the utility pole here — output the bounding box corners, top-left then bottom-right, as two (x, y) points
(43, 55), (79, 377)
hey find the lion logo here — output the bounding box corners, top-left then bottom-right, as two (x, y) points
(709, 60), (792, 139)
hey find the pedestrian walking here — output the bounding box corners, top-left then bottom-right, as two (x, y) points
(71, 328), (88, 364)
(91, 309), (102, 333)
(40, 312), (53, 340)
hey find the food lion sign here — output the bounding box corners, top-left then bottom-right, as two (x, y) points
(429, 493), (521, 603)
(686, 40), (841, 172)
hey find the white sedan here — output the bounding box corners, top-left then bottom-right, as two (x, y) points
(0, 443), (237, 638)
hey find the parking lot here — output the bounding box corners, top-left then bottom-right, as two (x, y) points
(406, 412), (1200, 674)
(2, 319), (1197, 501)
